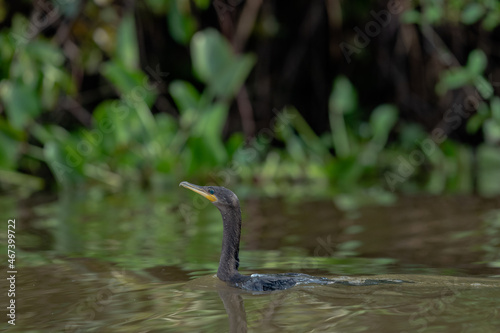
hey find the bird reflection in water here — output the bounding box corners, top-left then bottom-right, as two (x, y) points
(217, 288), (248, 333)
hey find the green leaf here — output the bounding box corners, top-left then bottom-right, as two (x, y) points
(0, 131), (19, 169)
(183, 103), (229, 172)
(209, 54), (256, 99)
(31, 124), (71, 145)
(168, 0), (197, 45)
(44, 141), (82, 186)
(345, 225), (364, 235)
(26, 40), (65, 66)
(192, 103), (228, 139)
(286, 135), (307, 163)
(0, 169), (44, 192)
(466, 49), (487, 75)
(0, 118), (25, 142)
(93, 100), (134, 146)
(116, 14), (139, 70)
(399, 123), (427, 148)
(9, 14), (32, 47)
(145, 0), (168, 13)
(436, 49), (488, 95)
(0, 81), (41, 129)
(191, 28), (255, 100)
(338, 240), (362, 251)
(41, 63), (76, 109)
(193, 0), (211, 10)
(424, 5), (442, 23)
(101, 61), (157, 107)
(461, 3), (485, 25)
(328, 76), (357, 158)
(170, 80), (201, 128)
(474, 75), (493, 99)
(436, 68), (471, 95)
(169, 80), (201, 112)
(400, 9), (421, 24)
(135, 100), (157, 140)
(287, 107), (330, 156)
(0, 32), (15, 64)
(484, 119), (500, 144)
(491, 97), (500, 122)
(483, 10), (500, 30)
(329, 76), (357, 114)
(191, 28), (234, 83)
(226, 132), (244, 157)
(370, 104), (398, 146)
(467, 113), (487, 134)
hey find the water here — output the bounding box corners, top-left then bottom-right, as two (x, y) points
(1, 191), (499, 332)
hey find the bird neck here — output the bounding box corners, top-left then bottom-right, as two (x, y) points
(217, 204), (242, 282)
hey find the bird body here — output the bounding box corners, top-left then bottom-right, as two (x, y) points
(232, 273), (331, 291)
(180, 182), (404, 291)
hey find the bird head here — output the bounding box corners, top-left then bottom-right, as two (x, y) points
(179, 181), (239, 208)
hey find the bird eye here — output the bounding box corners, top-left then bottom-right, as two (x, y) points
(209, 189), (215, 194)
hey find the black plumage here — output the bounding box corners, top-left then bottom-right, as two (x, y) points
(180, 182), (404, 291)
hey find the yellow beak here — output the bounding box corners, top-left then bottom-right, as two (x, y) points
(179, 181), (218, 202)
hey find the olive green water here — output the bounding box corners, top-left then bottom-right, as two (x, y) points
(1, 191), (499, 332)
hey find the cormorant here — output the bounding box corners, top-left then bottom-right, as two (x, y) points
(180, 181), (403, 291)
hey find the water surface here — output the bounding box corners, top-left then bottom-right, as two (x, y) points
(1, 192), (499, 332)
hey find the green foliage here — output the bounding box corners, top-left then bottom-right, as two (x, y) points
(231, 78), (401, 203)
(436, 49), (492, 98)
(0, 18), (254, 192)
(191, 28), (256, 100)
(402, 0), (500, 30)
(477, 97), (500, 146)
(461, 3), (485, 25)
(0, 81), (41, 129)
(0, 16), (75, 191)
(168, 0), (198, 44)
(1, 1), (500, 199)
(436, 47), (500, 156)
(329, 76), (357, 158)
(433, 44), (500, 195)
(116, 14), (140, 69)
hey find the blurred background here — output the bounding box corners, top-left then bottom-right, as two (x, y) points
(1, 0), (500, 196)
(0, 0), (500, 330)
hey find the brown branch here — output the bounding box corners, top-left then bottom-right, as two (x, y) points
(232, 0), (263, 53)
(236, 86), (255, 139)
(232, 0), (263, 139)
(220, 0), (263, 139)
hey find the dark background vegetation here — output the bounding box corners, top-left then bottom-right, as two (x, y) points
(1, 0), (500, 199)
